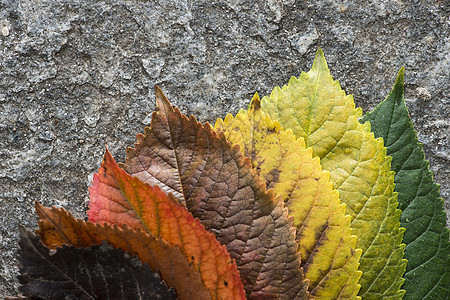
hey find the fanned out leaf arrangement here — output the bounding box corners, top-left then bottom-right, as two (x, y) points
(14, 49), (448, 300)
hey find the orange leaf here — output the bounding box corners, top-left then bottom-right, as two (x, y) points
(89, 87), (308, 299)
(36, 202), (243, 300)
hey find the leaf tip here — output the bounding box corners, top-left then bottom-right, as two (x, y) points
(398, 66), (405, 77)
(312, 47), (328, 71)
(249, 92), (261, 111)
(18, 223), (28, 239)
(34, 201), (47, 219)
(154, 85), (173, 114)
(103, 145), (115, 166)
(316, 46), (324, 56)
(393, 67), (405, 93)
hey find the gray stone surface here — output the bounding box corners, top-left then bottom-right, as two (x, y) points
(0, 0), (448, 296)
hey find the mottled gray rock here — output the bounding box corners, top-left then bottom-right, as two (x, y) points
(0, 0), (448, 296)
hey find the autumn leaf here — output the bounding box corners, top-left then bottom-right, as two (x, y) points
(361, 68), (450, 299)
(87, 148), (245, 299)
(105, 87), (309, 299)
(36, 203), (216, 300)
(260, 49), (407, 299)
(215, 94), (362, 299)
(18, 226), (177, 300)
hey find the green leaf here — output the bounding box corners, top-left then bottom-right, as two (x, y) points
(260, 49), (407, 299)
(361, 68), (450, 299)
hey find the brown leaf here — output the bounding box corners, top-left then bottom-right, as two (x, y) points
(36, 202), (211, 300)
(116, 86), (308, 299)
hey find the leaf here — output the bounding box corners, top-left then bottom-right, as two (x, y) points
(111, 86), (308, 299)
(361, 68), (450, 299)
(18, 226), (177, 300)
(260, 49), (407, 299)
(36, 203), (212, 300)
(87, 148), (245, 299)
(215, 94), (362, 299)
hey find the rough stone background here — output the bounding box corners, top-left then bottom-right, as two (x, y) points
(0, 0), (448, 296)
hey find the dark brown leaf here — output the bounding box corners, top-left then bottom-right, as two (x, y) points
(18, 226), (177, 300)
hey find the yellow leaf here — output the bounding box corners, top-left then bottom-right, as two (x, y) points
(260, 49), (407, 299)
(215, 94), (362, 299)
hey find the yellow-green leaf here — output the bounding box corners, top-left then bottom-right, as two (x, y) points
(260, 49), (407, 299)
(215, 94), (362, 299)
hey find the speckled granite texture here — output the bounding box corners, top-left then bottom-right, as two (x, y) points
(0, 0), (448, 296)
